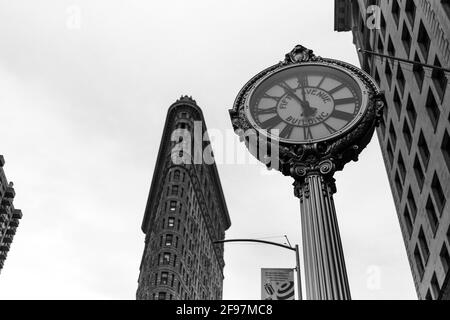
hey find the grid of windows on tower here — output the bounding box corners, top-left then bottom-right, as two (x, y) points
(346, 0), (450, 300)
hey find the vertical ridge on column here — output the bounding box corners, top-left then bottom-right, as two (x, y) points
(298, 174), (351, 300)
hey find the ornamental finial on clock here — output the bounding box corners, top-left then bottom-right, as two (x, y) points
(285, 45), (319, 64)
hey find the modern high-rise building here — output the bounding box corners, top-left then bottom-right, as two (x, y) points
(0, 155), (22, 273)
(136, 96), (231, 300)
(335, 0), (450, 300)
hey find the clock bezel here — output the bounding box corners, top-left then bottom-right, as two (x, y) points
(244, 62), (370, 145)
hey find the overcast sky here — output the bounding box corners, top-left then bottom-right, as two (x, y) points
(0, 0), (416, 300)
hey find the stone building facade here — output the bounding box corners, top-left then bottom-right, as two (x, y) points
(335, 0), (450, 299)
(136, 96), (231, 300)
(0, 155), (22, 273)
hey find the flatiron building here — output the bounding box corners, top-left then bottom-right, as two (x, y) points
(136, 96), (231, 300)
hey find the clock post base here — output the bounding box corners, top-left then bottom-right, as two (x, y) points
(294, 174), (351, 300)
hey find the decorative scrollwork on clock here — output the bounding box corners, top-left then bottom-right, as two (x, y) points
(230, 45), (385, 183)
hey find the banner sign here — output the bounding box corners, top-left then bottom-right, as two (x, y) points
(261, 268), (295, 300)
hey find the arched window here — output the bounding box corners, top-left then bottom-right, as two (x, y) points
(173, 170), (180, 181)
(165, 234), (173, 246)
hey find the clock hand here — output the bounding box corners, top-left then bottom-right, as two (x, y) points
(298, 83), (319, 117)
(280, 83), (314, 116)
(279, 82), (316, 117)
(279, 83), (306, 106)
(301, 83), (307, 102)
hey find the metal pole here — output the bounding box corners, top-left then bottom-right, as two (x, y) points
(214, 239), (304, 300)
(295, 174), (351, 300)
(358, 48), (450, 73)
(295, 244), (303, 300)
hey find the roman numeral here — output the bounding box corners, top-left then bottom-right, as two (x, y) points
(278, 81), (293, 92)
(297, 75), (308, 88)
(334, 97), (356, 105)
(330, 110), (354, 122)
(303, 126), (313, 140)
(317, 76), (326, 89)
(280, 125), (294, 139)
(263, 94), (281, 102)
(323, 122), (338, 134)
(258, 107), (278, 115)
(261, 116), (283, 130)
(328, 84), (346, 95)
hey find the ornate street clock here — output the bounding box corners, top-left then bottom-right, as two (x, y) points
(230, 45), (385, 300)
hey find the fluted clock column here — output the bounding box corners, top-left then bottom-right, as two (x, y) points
(293, 164), (351, 300)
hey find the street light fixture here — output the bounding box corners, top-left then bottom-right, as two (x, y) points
(214, 239), (303, 300)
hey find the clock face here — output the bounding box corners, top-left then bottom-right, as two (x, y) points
(247, 64), (367, 144)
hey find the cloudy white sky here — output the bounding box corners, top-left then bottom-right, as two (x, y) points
(0, 0), (416, 299)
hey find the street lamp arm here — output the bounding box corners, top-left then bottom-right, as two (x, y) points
(213, 239), (295, 252)
(214, 238), (303, 300)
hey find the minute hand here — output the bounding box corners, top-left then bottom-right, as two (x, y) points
(279, 83), (317, 117)
(279, 83), (308, 108)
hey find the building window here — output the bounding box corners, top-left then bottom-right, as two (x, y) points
(447, 226), (450, 247)
(393, 89), (402, 119)
(426, 90), (440, 131)
(443, 0), (450, 19)
(405, 0), (416, 26)
(392, 0), (400, 26)
(163, 253), (171, 264)
(172, 185), (179, 196)
(431, 173), (446, 214)
(407, 188), (418, 220)
(385, 62), (393, 88)
(403, 206), (414, 237)
(396, 65), (406, 95)
(387, 36), (396, 57)
(158, 292), (167, 300)
(442, 131), (450, 173)
(440, 244), (450, 275)
(406, 95), (417, 129)
(165, 234), (173, 246)
(419, 228), (430, 263)
(389, 121), (397, 147)
(401, 23), (411, 57)
(413, 156), (425, 191)
(173, 170), (180, 182)
(417, 132), (430, 169)
(403, 121), (413, 152)
(414, 245), (425, 279)
(413, 55), (425, 91)
(398, 152), (406, 182)
(431, 273), (440, 300)
(168, 217), (175, 228)
(379, 115), (386, 138)
(417, 21), (430, 60)
(170, 201), (177, 212)
(161, 272), (169, 285)
(377, 36), (384, 55)
(426, 196), (439, 236)
(395, 171), (403, 198)
(387, 141), (394, 166)
(440, 242), (450, 275)
(432, 57), (448, 101)
(379, 11), (386, 37)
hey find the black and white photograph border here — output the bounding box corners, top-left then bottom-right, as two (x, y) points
(0, 0), (449, 302)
